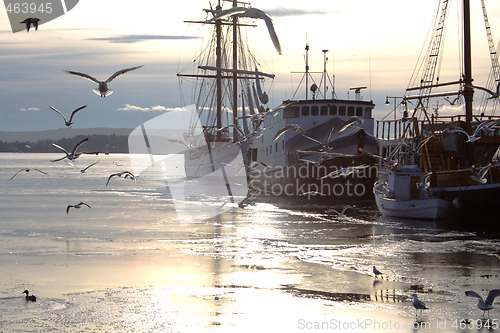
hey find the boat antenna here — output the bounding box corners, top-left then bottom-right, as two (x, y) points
(322, 49), (328, 99)
(305, 42), (309, 100)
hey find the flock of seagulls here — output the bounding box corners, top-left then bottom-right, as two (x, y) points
(372, 267), (500, 320)
(8, 64), (144, 216)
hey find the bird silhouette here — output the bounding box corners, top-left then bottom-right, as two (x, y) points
(412, 294), (428, 320)
(465, 289), (500, 317)
(22, 290), (36, 301)
(9, 168), (47, 180)
(50, 105), (87, 127)
(106, 171), (141, 186)
(373, 266), (383, 279)
(64, 65), (143, 97)
(20, 18), (40, 32)
(66, 202), (91, 215)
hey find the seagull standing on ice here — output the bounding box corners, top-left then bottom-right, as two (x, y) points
(64, 66), (143, 97)
(50, 105), (87, 127)
(465, 289), (500, 317)
(373, 266), (383, 279)
(412, 294), (428, 320)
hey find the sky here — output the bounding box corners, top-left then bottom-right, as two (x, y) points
(1, 0), (500, 132)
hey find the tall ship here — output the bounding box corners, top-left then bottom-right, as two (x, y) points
(374, 0), (500, 224)
(177, 1), (378, 204)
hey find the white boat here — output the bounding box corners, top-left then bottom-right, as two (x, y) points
(177, 1), (378, 203)
(374, 166), (450, 220)
(374, 0), (500, 224)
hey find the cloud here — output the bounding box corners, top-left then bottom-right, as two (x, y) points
(88, 34), (199, 44)
(117, 104), (183, 112)
(264, 8), (331, 17)
(19, 107), (40, 112)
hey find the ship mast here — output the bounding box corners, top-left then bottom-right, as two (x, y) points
(463, 0), (474, 133)
(215, 2), (223, 141)
(232, 0), (239, 142)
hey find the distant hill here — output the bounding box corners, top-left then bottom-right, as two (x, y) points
(0, 127), (132, 142)
(0, 128), (133, 153)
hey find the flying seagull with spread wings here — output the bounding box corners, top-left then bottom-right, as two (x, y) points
(50, 105), (87, 127)
(207, 7), (281, 55)
(64, 65), (143, 97)
(51, 138), (90, 162)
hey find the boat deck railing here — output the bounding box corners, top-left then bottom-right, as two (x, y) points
(376, 114), (500, 140)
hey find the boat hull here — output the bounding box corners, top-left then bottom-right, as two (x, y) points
(374, 191), (451, 220)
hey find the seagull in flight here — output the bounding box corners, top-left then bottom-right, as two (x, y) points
(77, 159), (101, 173)
(445, 120), (498, 143)
(339, 117), (364, 132)
(327, 205), (352, 218)
(466, 81), (500, 99)
(51, 138), (89, 162)
(66, 202), (91, 215)
(470, 163), (493, 184)
(50, 105), (87, 127)
(412, 294), (428, 320)
(9, 168), (47, 180)
(207, 7), (281, 55)
(272, 124), (305, 142)
(20, 18), (40, 32)
(64, 65), (144, 97)
(321, 165), (369, 179)
(465, 289), (500, 317)
(106, 171), (141, 186)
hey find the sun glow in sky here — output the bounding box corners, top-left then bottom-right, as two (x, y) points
(1, 0), (500, 131)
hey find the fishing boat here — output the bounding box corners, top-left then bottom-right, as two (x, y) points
(374, 0), (500, 223)
(177, 1), (378, 204)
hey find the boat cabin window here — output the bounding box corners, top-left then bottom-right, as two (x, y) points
(339, 106), (346, 116)
(356, 107), (363, 117)
(284, 106), (299, 118)
(348, 106), (355, 116)
(320, 105), (328, 115)
(311, 106), (319, 116)
(330, 105), (337, 115)
(301, 106), (310, 116)
(364, 108), (372, 118)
